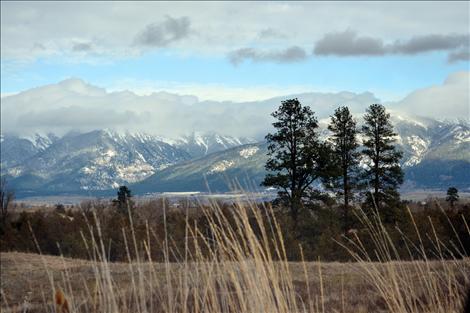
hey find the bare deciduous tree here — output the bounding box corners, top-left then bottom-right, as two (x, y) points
(0, 178), (15, 227)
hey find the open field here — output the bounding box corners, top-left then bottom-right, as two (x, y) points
(1, 252), (469, 313)
(2, 196), (470, 313)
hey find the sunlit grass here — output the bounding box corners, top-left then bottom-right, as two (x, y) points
(1, 197), (469, 313)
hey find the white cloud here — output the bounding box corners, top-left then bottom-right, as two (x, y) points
(1, 73), (468, 139)
(391, 71), (470, 120)
(0, 92), (18, 98)
(1, 2), (468, 61)
(107, 79), (315, 102)
(1, 78), (379, 138)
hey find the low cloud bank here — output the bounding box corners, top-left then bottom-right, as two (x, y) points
(1, 72), (468, 138)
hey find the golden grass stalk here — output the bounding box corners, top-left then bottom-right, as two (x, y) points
(337, 203), (470, 313)
(3, 196), (468, 313)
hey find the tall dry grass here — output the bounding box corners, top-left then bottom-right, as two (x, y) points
(338, 204), (470, 313)
(4, 197), (470, 313)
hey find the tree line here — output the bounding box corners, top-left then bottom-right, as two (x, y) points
(0, 99), (467, 261)
(262, 99), (405, 231)
(1, 187), (467, 262)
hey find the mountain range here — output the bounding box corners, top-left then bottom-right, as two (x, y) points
(136, 114), (470, 193)
(0, 131), (256, 196)
(1, 79), (468, 197)
(1, 113), (468, 197)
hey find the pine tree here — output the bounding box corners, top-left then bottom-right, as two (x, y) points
(446, 187), (459, 208)
(113, 185), (133, 214)
(361, 104), (403, 223)
(262, 98), (327, 228)
(327, 106), (360, 231)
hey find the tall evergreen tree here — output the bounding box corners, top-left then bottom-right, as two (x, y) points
(327, 106), (360, 230)
(446, 187), (459, 208)
(113, 185), (133, 214)
(361, 104), (403, 222)
(262, 98), (327, 228)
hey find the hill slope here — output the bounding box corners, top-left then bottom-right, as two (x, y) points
(135, 117), (470, 193)
(133, 143), (268, 193)
(1, 115), (468, 195)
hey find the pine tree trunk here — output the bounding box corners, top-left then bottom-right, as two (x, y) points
(291, 129), (298, 229)
(374, 126), (380, 210)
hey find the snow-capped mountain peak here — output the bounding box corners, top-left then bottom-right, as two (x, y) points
(175, 132), (256, 158)
(1, 130), (256, 193)
(1, 114), (468, 195)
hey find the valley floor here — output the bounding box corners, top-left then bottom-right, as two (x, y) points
(1, 252), (469, 313)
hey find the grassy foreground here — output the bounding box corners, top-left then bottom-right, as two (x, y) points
(1, 201), (469, 313)
(1, 252), (469, 313)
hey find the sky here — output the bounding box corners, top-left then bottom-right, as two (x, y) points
(1, 1), (469, 137)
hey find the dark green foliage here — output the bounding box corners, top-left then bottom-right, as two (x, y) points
(55, 203), (65, 213)
(113, 185), (133, 214)
(262, 98), (328, 227)
(446, 187), (459, 208)
(361, 104), (404, 223)
(326, 106), (361, 230)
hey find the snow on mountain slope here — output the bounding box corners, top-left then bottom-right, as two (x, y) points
(402, 135), (429, 167)
(174, 132), (256, 158)
(135, 114), (469, 193)
(318, 112), (469, 168)
(1, 113), (468, 195)
(0, 133), (58, 169)
(133, 143), (268, 193)
(1, 130), (258, 194)
(23, 133), (59, 151)
(209, 160), (235, 174)
(1, 135), (40, 169)
(2, 130), (192, 192)
(239, 146), (259, 158)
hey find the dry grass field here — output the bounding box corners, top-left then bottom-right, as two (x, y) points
(1, 202), (469, 313)
(1, 252), (469, 313)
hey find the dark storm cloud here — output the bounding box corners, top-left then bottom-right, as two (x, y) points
(228, 31), (469, 65)
(228, 46), (307, 65)
(134, 16), (191, 47)
(313, 30), (386, 56)
(313, 30), (470, 61)
(390, 34), (469, 54)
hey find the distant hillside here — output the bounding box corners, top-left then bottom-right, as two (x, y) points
(1, 131), (256, 196)
(134, 116), (470, 193)
(174, 132), (255, 158)
(1, 114), (469, 196)
(133, 143), (268, 193)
